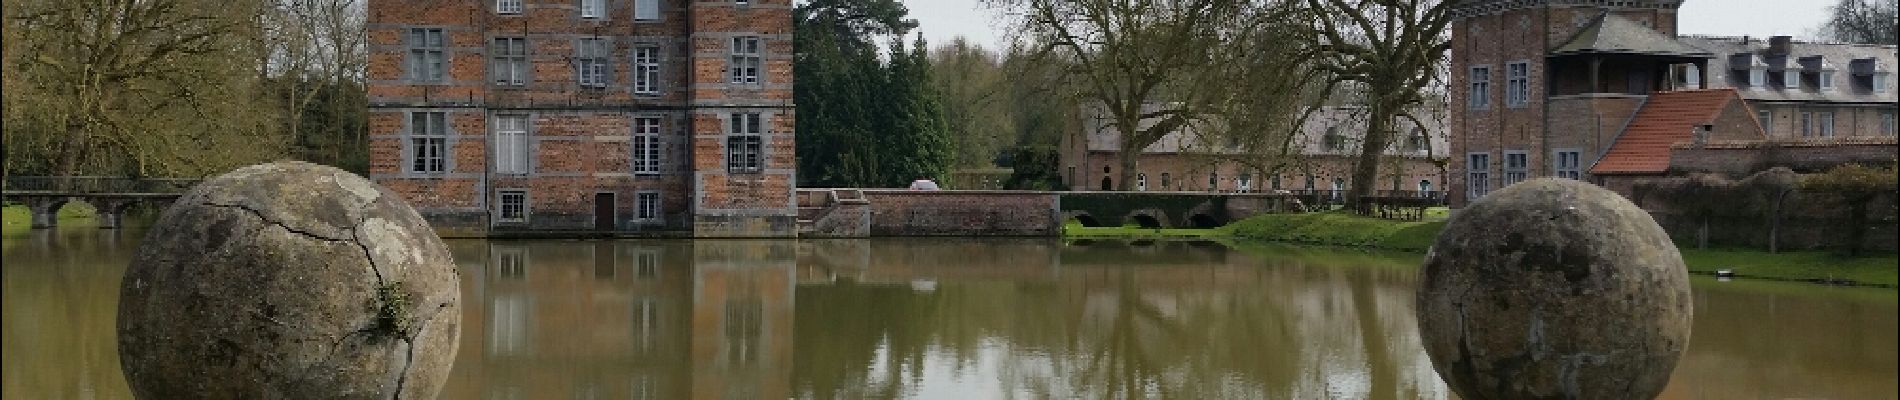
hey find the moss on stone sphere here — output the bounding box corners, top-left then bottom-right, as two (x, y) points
(117, 161), (461, 399)
(1416, 178), (1692, 399)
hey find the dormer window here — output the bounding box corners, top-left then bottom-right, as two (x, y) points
(1735, 53), (1768, 88)
(1806, 56), (1838, 92)
(1853, 58), (1892, 94)
(1783, 68), (1800, 90)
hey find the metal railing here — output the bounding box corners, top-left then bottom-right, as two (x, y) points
(1, 176), (201, 194)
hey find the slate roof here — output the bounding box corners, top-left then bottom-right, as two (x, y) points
(1678, 35), (1899, 104)
(1078, 104), (1449, 157)
(1591, 89), (1760, 175)
(1550, 13), (1712, 58)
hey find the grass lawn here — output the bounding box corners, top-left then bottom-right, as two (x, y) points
(1679, 247), (1899, 287)
(1219, 209), (1898, 287)
(1221, 210), (1445, 251)
(2, 203), (99, 235)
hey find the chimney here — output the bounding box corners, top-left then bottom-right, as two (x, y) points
(1692, 124), (1713, 148)
(1769, 36), (1793, 55)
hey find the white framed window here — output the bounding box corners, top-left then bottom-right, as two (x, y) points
(1469, 66), (1491, 110)
(1749, 68), (1766, 87)
(494, 115), (530, 174)
(1505, 61), (1529, 108)
(1758, 109), (1773, 135)
(1160, 173), (1171, 189)
(633, 45), (661, 95)
(1503, 151), (1528, 187)
(1800, 111), (1814, 137)
(634, 0), (660, 20)
(1784, 68), (1800, 90)
(1135, 173), (1147, 191)
(1554, 150), (1582, 180)
(1330, 178), (1344, 201)
(406, 28), (445, 82)
(408, 112), (447, 174)
(1883, 112), (1896, 136)
(492, 37), (528, 86)
(498, 190), (528, 223)
(1874, 74), (1889, 93)
(1270, 175), (1281, 190)
(632, 117), (662, 174)
(576, 38), (609, 88)
(729, 36), (761, 84)
(1819, 112), (1835, 137)
(1323, 127), (1346, 152)
(636, 192), (661, 221)
(497, 0), (522, 14)
(1467, 152), (1491, 199)
(1207, 172), (1218, 191)
(580, 0), (604, 18)
(1237, 173), (1252, 191)
(1682, 64), (1700, 88)
(726, 113), (764, 173)
(1820, 71), (1835, 91)
(1418, 180), (1432, 192)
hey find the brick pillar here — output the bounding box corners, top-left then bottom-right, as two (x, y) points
(22, 197), (66, 229)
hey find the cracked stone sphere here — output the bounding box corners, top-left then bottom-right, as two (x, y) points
(118, 161), (461, 400)
(1416, 178), (1691, 400)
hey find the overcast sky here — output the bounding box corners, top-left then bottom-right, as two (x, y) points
(908, 0), (1840, 51)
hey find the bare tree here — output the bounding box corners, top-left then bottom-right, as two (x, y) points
(991, 0), (1314, 191)
(7, 0), (283, 177)
(1820, 0), (1898, 45)
(1306, 0), (1454, 208)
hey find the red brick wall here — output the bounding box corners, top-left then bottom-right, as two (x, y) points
(1450, 2), (1684, 208)
(859, 191), (1060, 236)
(1668, 139), (1900, 175)
(367, 0), (796, 236)
(1060, 152), (1443, 193)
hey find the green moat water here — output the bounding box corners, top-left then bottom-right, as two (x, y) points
(4, 228), (1895, 399)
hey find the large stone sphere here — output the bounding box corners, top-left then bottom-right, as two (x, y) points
(1416, 178), (1691, 399)
(118, 161), (461, 399)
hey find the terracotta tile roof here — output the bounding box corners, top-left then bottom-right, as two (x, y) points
(1590, 89), (1745, 175)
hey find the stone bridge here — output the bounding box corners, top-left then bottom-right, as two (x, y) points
(797, 189), (1297, 237)
(2, 176), (201, 229)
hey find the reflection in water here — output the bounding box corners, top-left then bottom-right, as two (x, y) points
(3, 233), (1896, 399)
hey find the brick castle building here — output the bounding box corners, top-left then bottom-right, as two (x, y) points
(1061, 104), (1450, 201)
(1448, 0), (1897, 207)
(367, 0), (795, 237)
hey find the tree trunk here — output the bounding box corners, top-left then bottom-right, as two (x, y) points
(1697, 218), (1709, 249)
(1347, 111), (1393, 211)
(1117, 147), (1139, 191)
(1847, 199), (1867, 257)
(1768, 190), (1786, 253)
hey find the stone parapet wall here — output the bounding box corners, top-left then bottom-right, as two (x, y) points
(859, 190), (1061, 237)
(1668, 140), (1899, 175)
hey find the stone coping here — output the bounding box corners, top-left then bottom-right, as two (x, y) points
(1672, 136), (1900, 149)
